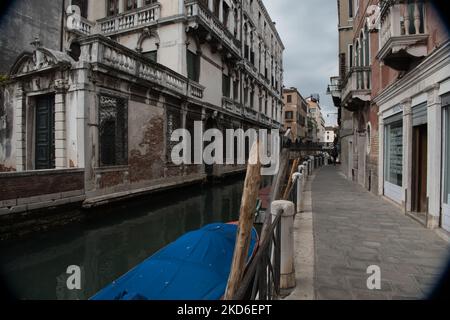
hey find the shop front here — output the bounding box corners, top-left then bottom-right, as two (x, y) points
(383, 112), (404, 204)
(442, 93), (450, 232)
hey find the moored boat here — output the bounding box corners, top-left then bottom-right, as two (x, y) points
(91, 223), (259, 300)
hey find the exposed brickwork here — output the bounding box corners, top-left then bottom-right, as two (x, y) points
(0, 170), (84, 201)
(99, 171), (125, 189)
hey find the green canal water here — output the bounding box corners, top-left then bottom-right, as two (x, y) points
(0, 177), (247, 300)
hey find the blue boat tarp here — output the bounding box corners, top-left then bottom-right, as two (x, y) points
(91, 223), (259, 300)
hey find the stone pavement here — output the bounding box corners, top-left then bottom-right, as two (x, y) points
(310, 166), (449, 300)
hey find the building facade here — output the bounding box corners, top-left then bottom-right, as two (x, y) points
(307, 96), (326, 143)
(329, 0), (450, 233)
(282, 87), (308, 143)
(0, 0), (284, 222)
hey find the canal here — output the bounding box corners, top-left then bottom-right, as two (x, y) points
(0, 176), (247, 300)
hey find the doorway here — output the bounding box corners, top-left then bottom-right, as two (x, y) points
(35, 95), (55, 170)
(411, 124), (427, 214)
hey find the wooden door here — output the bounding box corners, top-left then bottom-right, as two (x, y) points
(35, 95), (55, 170)
(412, 125), (428, 213)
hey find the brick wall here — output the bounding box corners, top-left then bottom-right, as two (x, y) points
(0, 169), (84, 201)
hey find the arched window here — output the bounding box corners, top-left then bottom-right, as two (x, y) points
(364, 24), (370, 67)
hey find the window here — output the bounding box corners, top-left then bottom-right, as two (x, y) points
(145, 0), (157, 4)
(222, 74), (230, 98)
(99, 96), (128, 167)
(125, 0), (138, 11)
(444, 94), (450, 204)
(285, 111), (293, 120)
(349, 44), (353, 68)
(233, 80), (239, 101)
(384, 118), (403, 187)
(72, 0), (88, 18)
(349, 0), (353, 18)
(107, 0), (119, 16)
(187, 50), (200, 82)
(143, 50), (157, 62)
(287, 95), (292, 103)
(367, 123), (371, 154)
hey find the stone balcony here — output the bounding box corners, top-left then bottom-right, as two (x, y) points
(327, 76), (342, 107)
(341, 67), (371, 112)
(79, 35), (204, 100)
(98, 4), (160, 35)
(377, 0), (429, 71)
(185, 0), (241, 57)
(67, 3), (160, 36)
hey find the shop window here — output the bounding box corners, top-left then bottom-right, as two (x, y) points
(99, 96), (128, 166)
(384, 119), (403, 187)
(444, 95), (450, 204)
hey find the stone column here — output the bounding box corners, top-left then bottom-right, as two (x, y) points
(54, 79), (69, 169)
(378, 116), (384, 196)
(119, 0), (125, 13)
(219, 0), (224, 22)
(402, 99), (412, 212)
(208, 0), (213, 11)
(427, 85), (442, 229)
(137, 0), (144, 8)
(14, 84), (26, 172)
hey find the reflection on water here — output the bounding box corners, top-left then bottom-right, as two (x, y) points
(0, 178), (245, 300)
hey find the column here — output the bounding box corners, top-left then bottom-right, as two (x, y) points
(427, 85), (442, 228)
(15, 84), (26, 172)
(54, 80), (69, 169)
(208, 0), (213, 11)
(137, 0), (144, 8)
(119, 0), (125, 13)
(219, 0), (224, 22)
(378, 116), (384, 196)
(402, 99), (413, 212)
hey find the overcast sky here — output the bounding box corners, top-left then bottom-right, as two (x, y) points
(265, 0), (339, 126)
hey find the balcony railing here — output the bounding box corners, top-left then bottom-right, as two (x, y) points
(378, 0), (428, 70)
(98, 4), (160, 35)
(185, 0), (240, 56)
(80, 35), (204, 100)
(341, 67), (371, 109)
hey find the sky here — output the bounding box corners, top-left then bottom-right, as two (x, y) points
(265, 0), (339, 127)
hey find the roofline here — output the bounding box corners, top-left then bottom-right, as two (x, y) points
(258, 0), (285, 50)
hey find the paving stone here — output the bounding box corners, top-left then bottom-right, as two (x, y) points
(311, 167), (449, 300)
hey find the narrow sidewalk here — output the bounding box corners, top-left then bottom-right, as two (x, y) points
(288, 166), (450, 300)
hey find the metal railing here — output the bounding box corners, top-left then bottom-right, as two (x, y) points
(232, 149), (328, 300)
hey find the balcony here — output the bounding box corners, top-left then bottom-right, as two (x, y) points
(377, 0), (429, 71)
(327, 76), (342, 107)
(222, 97), (241, 115)
(66, 4), (160, 36)
(341, 67), (371, 112)
(185, 0), (240, 57)
(79, 35), (204, 100)
(98, 4), (160, 35)
(244, 107), (258, 121)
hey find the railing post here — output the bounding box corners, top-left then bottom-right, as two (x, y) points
(303, 161), (309, 177)
(295, 167), (304, 214)
(271, 201), (296, 290)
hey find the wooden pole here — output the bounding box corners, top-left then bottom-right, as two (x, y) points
(282, 158), (299, 200)
(224, 141), (261, 300)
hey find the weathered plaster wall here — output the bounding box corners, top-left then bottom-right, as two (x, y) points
(0, 85), (16, 172)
